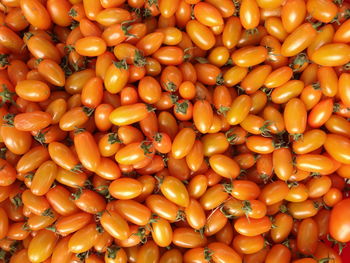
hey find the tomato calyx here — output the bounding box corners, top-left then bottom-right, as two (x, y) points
(21, 222), (30, 231)
(195, 57), (209, 64)
(82, 106), (95, 117)
(134, 50), (147, 67)
(70, 20), (80, 30)
(42, 208), (55, 218)
(343, 62), (350, 71)
(194, 227), (206, 238)
(289, 53), (309, 72)
(246, 28), (259, 35)
(95, 185), (114, 202)
(147, 0), (158, 6)
(76, 251), (90, 261)
(113, 59), (129, 70)
(183, 47), (195, 61)
(0, 86), (16, 106)
(140, 141), (154, 156)
(216, 74), (224, 85)
(290, 133), (303, 142)
(242, 200), (253, 217)
(203, 247), (213, 261)
(74, 128), (86, 135)
(279, 204), (288, 213)
(34, 130), (48, 145)
(175, 210), (185, 222)
(174, 100), (189, 114)
(68, 7), (77, 18)
(10, 193), (23, 208)
(327, 234), (346, 254)
(107, 245), (121, 259)
(225, 129), (239, 144)
(260, 121), (273, 138)
(71, 163), (83, 173)
(108, 133), (122, 144)
(164, 81), (177, 92)
(0, 54), (9, 68)
(217, 106), (230, 116)
(133, 226), (149, 244)
(45, 225), (57, 233)
(23, 32), (34, 40)
(0, 249), (7, 260)
(153, 133), (162, 143)
(71, 187), (83, 200)
(0, 148), (6, 159)
(24, 172), (34, 182)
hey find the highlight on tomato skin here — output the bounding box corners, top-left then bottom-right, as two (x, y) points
(1, 0), (350, 261)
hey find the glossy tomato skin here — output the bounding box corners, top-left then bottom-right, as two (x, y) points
(311, 44), (350, 67)
(330, 198), (350, 242)
(21, 0), (51, 30)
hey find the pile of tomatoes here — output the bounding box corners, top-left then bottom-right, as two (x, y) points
(1, 0), (350, 262)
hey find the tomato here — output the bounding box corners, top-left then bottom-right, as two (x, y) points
(287, 200), (319, 219)
(240, 0), (260, 30)
(262, 105), (285, 134)
(68, 223), (99, 253)
(231, 46), (267, 67)
(74, 130), (101, 171)
(193, 2), (223, 27)
(306, 25), (334, 58)
(1, 126), (32, 155)
(46, 185), (78, 216)
(149, 217), (172, 247)
(136, 241), (160, 263)
(329, 198), (350, 242)
(47, 0), (72, 27)
(172, 227), (207, 248)
(226, 95), (252, 125)
(334, 19), (350, 43)
(0, 207), (8, 239)
(297, 218), (318, 255)
(233, 234), (264, 255)
(281, 0), (306, 33)
(15, 80), (50, 102)
(146, 194), (179, 221)
(104, 61), (129, 94)
(271, 213), (293, 243)
(265, 244), (291, 263)
(209, 154), (240, 179)
(20, 0), (51, 30)
(324, 134), (350, 164)
(259, 180), (289, 205)
(28, 229), (57, 262)
(184, 198), (206, 230)
(339, 73), (350, 107)
(207, 242), (242, 263)
(110, 103), (151, 125)
(234, 216), (272, 236)
(306, 0), (337, 23)
(0, 26), (25, 54)
(37, 59), (65, 86)
(100, 210), (130, 240)
(27, 35), (61, 63)
(281, 23), (317, 57)
(153, 46), (184, 65)
(246, 136), (274, 154)
(284, 98), (307, 136)
(55, 212), (91, 235)
(110, 199), (151, 226)
(0, 158), (16, 186)
(311, 44), (350, 67)
(13, 111), (51, 132)
(72, 189), (106, 214)
(186, 20), (215, 50)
